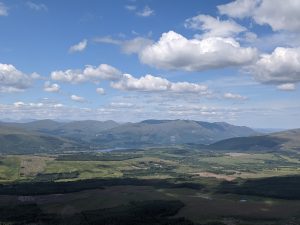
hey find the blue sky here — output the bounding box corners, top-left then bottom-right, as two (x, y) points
(0, 0), (300, 128)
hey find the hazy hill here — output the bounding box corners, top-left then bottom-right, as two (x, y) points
(0, 120), (119, 143)
(59, 120), (119, 137)
(0, 125), (77, 154)
(12, 119), (63, 131)
(91, 119), (258, 147)
(1, 119), (298, 153)
(254, 128), (286, 134)
(0, 119), (262, 150)
(208, 128), (300, 152)
(271, 129), (300, 150)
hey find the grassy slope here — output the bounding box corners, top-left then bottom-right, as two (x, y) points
(0, 125), (79, 154)
(207, 128), (300, 152)
(271, 128), (300, 150)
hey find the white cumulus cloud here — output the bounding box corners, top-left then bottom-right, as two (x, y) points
(13, 101), (25, 107)
(111, 74), (170, 91)
(0, 63), (35, 93)
(69, 39), (88, 53)
(224, 92), (247, 100)
(13, 101), (44, 108)
(44, 81), (60, 92)
(253, 0), (300, 32)
(111, 73), (208, 94)
(83, 64), (121, 80)
(51, 69), (85, 83)
(247, 47), (300, 86)
(70, 94), (86, 102)
(139, 31), (257, 71)
(217, 0), (259, 19)
(185, 14), (246, 38)
(218, 0), (300, 32)
(96, 87), (105, 95)
(170, 82), (208, 93)
(51, 64), (121, 84)
(277, 83), (296, 91)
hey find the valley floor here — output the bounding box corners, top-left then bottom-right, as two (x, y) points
(0, 147), (300, 225)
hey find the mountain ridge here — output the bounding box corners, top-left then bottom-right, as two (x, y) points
(91, 119), (259, 147)
(0, 119), (299, 154)
(0, 119), (259, 149)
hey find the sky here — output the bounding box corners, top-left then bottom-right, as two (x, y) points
(0, 0), (300, 128)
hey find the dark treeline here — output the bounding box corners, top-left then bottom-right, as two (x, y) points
(1, 175), (300, 199)
(0, 200), (228, 225)
(0, 200), (230, 225)
(33, 171), (80, 182)
(56, 153), (142, 161)
(218, 175), (300, 200)
(0, 178), (204, 195)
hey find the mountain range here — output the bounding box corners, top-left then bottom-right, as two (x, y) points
(91, 120), (258, 147)
(0, 119), (298, 154)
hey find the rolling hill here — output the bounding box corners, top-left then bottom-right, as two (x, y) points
(0, 125), (78, 154)
(0, 120), (119, 144)
(270, 128), (300, 150)
(208, 128), (300, 152)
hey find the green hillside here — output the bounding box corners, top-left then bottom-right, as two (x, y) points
(0, 125), (78, 154)
(208, 128), (300, 152)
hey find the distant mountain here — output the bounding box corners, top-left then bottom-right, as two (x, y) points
(0, 118), (36, 123)
(0, 119), (261, 151)
(208, 128), (300, 152)
(0, 120), (120, 144)
(253, 128), (286, 134)
(0, 125), (78, 154)
(91, 120), (259, 147)
(14, 119), (63, 131)
(60, 120), (119, 135)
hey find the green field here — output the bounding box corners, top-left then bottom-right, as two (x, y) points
(1, 148), (300, 183)
(0, 148), (300, 224)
